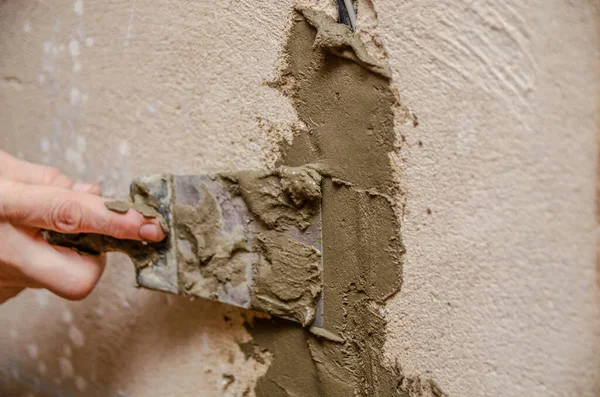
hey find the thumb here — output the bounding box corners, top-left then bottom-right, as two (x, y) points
(0, 180), (165, 242)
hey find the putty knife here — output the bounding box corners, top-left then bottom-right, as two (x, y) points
(44, 167), (324, 327)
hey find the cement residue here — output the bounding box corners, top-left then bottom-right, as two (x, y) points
(105, 200), (159, 218)
(105, 200), (168, 234)
(251, 231), (321, 325)
(298, 7), (391, 79)
(173, 184), (249, 298)
(173, 166), (323, 323)
(246, 7), (408, 397)
(220, 166), (322, 230)
(246, 319), (324, 397)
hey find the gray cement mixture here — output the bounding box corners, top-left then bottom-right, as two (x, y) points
(243, 7), (427, 397)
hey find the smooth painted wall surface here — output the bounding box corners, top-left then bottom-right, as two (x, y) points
(0, 1), (598, 396)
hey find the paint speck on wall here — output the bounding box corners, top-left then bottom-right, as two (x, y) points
(101, 142), (132, 198)
(181, 102), (191, 131)
(85, 37), (94, 47)
(58, 357), (74, 378)
(68, 325), (85, 347)
(75, 375), (87, 391)
(146, 101), (158, 113)
(76, 136), (86, 152)
(457, 119), (477, 152)
(69, 39), (80, 57)
(65, 147), (87, 174)
(119, 140), (130, 156)
(74, 0), (84, 16)
(124, 8), (134, 48)
(41, 39), (59, 79)
(23, 21), (32, 33)
(27, 343), (39, 359)
(62, 310), (73, 324)
(69, 87), (81, 107)
(40, 138), (50, 153)
(35, 289), (49, 307)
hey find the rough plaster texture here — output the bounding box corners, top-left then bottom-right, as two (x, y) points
(0, 0), (598, 396)
(378, 2), (600, 396)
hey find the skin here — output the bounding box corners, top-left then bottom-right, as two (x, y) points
(0, 150), (166, 304)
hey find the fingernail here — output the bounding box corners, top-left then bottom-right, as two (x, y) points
(139, 224), (162, 242)
(73, 183), (101, 194)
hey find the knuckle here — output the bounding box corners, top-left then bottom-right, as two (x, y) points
(0, 181), (25, 222)
(41, 167), (62, 186)
(50, 199), (84, 233)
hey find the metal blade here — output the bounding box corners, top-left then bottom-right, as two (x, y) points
(133, 168), (324, 327)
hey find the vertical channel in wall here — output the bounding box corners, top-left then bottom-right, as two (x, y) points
(240, 7), (415, 396)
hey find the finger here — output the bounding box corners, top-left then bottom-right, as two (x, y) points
(0, 258), (36, 288)
(72, 183), (102, 195)
(0, 150), (101, 193)
(0, 287), (24, 304)
(0, 223), (45, 288)
(0, 180), (166, 242)
(15, 232), (107, 300)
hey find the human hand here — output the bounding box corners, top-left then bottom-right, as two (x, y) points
(0, 150), (166, 304)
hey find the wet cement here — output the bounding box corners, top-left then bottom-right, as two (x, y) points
(251, 230), (321, 325)
(219, 165), (322, 230)
(173, 183), (249, 299)
(244, 7), (406, 396)
(105, 200), (159, 218)
(172, 166), (323, 325)
(300, 7), (391, 79)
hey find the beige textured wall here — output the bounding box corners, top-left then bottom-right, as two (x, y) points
(0, 0), (598, 396)
(380, 1), (599, 395)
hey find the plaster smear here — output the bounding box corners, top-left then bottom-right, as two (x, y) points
(243, 7), (425, 396)
(175, 166), (323, 325)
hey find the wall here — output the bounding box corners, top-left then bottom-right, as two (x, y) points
(0, 0), (598, 396)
